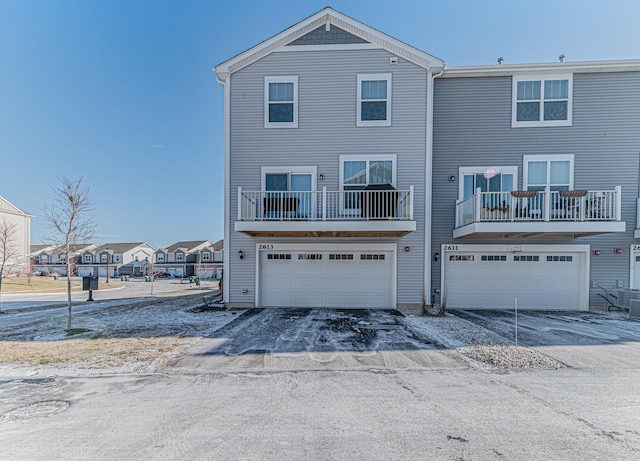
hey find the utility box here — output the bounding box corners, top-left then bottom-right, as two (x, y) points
(82, 276), (98, 291)
(629, 299), (640, 319)
(617, 290), (640, 308)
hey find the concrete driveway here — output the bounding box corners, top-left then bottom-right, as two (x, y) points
(168, 308), (466, 373)
(452, 309), (640, 368)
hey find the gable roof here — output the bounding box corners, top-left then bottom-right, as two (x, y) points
(92, 242), (153, 254)
(161, 240), (214, 254)
(0, 196), (33, 217)
(214, 7), (444, 79)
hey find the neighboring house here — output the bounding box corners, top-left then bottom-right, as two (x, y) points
(215, 7), (640, 310)
(154, 240), (224, 278)
(0, 196), (32, 275)
(33, 243), (97, 275)
(77, 243), (156, 277)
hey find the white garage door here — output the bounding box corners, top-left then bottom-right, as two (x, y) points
(77, 267), (93, 276)
(444, 250), (585, 310)
(260, 249), (393, 308)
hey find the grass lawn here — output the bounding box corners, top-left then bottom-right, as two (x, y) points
(1, 277), (82, 293)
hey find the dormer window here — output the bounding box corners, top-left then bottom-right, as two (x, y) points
(84, 254), (92, 263)
(202, 252), (211, 261)
(157, 253), (165, 262)
(101, 254), (108, 263)
(176, 253), (184, 262)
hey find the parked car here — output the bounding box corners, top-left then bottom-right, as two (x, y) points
(151, 271), (171, 278)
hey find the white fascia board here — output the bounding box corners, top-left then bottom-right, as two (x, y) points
(213, 7), (445, 79)
(442, 59), (640, 78)
(452, 221), (626, 239)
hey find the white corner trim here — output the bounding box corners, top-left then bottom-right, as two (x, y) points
(223, 76), (231, 303)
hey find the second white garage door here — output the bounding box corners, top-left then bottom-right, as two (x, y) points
(259, 247), (394, 308)
(443, 246), (588, 310)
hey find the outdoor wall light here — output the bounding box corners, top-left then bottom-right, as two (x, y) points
(615, 248), (623, 254)
(449, 175), (456, 181)
(404, 246), (410, 252)
(238, 250), (245, 260)
(593, 250), (600, 256)
(319, 174), (324, 180)
(434, 252), (440, 262)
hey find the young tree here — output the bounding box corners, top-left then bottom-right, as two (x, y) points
(0, 217), (20, 313)
(44, 176), (95, 330)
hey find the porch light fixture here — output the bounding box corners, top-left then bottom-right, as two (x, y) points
(593, 250), (600, 256)
(319, 174), (324, 180)
(238, 250), (245, 260)
(615, 248), (622, 254)
(404, 246), (410, 252)
(449, 175), (456, 181)
(434, 252), (440, 262)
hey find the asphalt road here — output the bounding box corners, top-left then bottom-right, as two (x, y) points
(1, 309), (639, 460)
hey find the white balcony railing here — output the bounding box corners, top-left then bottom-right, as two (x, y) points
(456, 186), (622, 228)
(238, 187), (414, 221)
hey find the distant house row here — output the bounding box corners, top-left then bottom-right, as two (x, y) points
(30, 240), (224, 278)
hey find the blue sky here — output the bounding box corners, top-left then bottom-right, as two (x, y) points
(1, 0), (639, 249)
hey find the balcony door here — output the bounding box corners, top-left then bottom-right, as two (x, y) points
(262, 167), (316, 219)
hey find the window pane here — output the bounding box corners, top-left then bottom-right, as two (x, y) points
(544, 80), (568, 99)
(269, 82), (293, 102)
(501, 174), (513, 192)
(344, 161), (366, 185)
(544, 101), (568, 121)
(528, 161), (547, 185)
(463, 175), (474, 198)
(488, 173), (502, 193)
(269, 103), (294, 122)
(266, 173), (288, 191)
(369, 160), (393, 184)
(362, 80), (387, 100)
(517, 102), (540, 121)
(290, 174), (311, 191)
(475, 174), (487, 192)
(517, 81), (541, 100)
(550, 161), (570, 185)
(361, 101), (387, 121)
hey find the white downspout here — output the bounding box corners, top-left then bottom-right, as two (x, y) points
(425, 64), (445, 305)
(215, 71), (231, 304)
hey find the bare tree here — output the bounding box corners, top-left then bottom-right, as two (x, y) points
(0, 217), (20, 313)
(44, 176), (95, 330)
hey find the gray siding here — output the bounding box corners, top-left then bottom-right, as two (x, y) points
(228, 49), (428, 306)
(287, 25), (368, 46)
(432, 72), (640, 307)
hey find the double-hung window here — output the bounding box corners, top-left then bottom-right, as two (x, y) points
(157, 253), (164, 262)
(357, 74), (392, 127)
(202, 252), (211, 261)
(512, 75), (572, 127)
(264, 76), (298, 128)
(340, 155), (396, 213)
(176, 252), (184, 262)
(84, 254), (91, 263)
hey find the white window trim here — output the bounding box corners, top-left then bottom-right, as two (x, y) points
(339, 154), (397, 215)
(202, 252), (211, 261)
(84, 254), (92, 263)
(264, 76), (298, 129)
(511, 74), (573, 128)
(357, 73), (392, 127)
(523, 154), (574, 190)
(175, 252), (184, 262)
(157, 253), (165, 262)
(458, 166), (518, 200)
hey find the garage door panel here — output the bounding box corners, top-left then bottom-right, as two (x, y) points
(445, 251), (582, 310)
(260, 249), (393, 308)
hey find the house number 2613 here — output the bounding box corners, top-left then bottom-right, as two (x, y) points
(258, 244), (274, 250)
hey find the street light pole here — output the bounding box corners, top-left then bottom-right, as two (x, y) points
(106, 247), (110, 284)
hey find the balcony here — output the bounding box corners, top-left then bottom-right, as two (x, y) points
(454, 187), (625, 239)
(235, 187), (416, 237)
